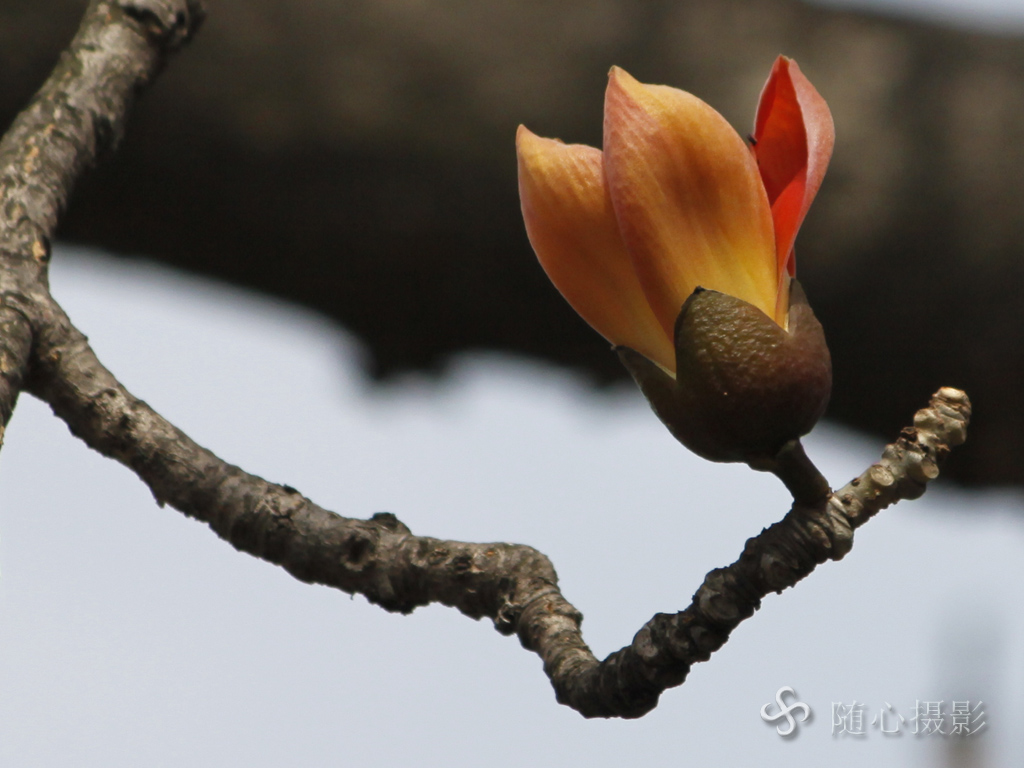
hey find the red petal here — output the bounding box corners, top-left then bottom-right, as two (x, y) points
(752, 56), (834, 283)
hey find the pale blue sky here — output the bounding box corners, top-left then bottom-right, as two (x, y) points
(816, 0), (1024, 30)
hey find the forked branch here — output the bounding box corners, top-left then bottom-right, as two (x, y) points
(0, 0), (971, 720)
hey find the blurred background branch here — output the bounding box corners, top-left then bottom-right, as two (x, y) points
(2, 0), (1019, 489)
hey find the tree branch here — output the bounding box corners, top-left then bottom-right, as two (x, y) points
(0, 0), (204, 438)
(0, 0), (972, 721)
(0, 0), (203, 260)
(24, 285), (972, 717)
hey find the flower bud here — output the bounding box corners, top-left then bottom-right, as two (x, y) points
(618, 281), (830, 464)
(517, 57), (835, 468)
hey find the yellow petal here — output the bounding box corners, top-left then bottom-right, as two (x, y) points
(516, 125), (675, 370)
(603, 67), (783, 330)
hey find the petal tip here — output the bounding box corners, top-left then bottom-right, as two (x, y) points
(516, 128), (571, 172)
(606, 65), (644, 102)
(515, 124), (536, 154)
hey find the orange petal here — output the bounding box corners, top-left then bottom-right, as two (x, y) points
(752, 56), (835, 281)
(516, 125), (676, 370)
(602, 67), (781, 331)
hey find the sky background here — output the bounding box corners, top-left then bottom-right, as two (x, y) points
(2, 1), (1024, 766)
(817, 0), (1024, 30)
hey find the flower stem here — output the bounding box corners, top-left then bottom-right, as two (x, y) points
(755, 439), (830, 504)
